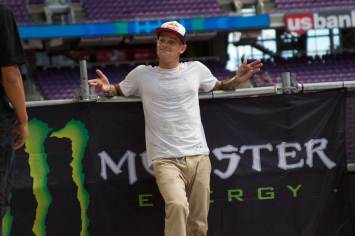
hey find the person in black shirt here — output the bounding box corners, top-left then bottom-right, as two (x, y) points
(0, 3), (28, 227)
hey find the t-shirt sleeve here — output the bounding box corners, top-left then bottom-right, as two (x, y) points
(197, 62), (218, 92)
(0, 5), (25, 67)
(119, 66), (142, 97)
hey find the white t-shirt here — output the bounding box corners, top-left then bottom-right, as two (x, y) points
(119, 61), (217, 166)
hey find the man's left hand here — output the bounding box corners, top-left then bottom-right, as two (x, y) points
(236, 58), (263, 83)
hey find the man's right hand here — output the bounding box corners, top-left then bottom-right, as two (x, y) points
(88, 69), (111, 93)
(13, 121), (29, 150)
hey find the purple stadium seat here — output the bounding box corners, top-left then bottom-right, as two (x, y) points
(260, 54), (355, 84)
(1, 0), (31, 24)
(83, 0), (225, 22)
(275, 0), (355, 12)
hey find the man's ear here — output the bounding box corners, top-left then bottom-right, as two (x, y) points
(180, 44), (187, 54)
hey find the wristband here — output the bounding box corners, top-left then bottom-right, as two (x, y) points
(114, 84), (120, 96)
(104, 84), (115, 97)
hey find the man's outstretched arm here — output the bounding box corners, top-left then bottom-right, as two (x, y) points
(88, 69), (124, 96)
(213, 59), (262, 90)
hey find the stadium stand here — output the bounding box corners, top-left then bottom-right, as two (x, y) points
(274, 0), (355, 12)
(262, 53), (355, 83)
(1, 0), (30, 24)
(34, 66), (82, 100)
(28, 0), (80, 3)
(1, 0), (354, 97)
(3, 0), (354, 26)
(83, 0), (225, 22)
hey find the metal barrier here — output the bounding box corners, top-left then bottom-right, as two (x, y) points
(27, 80), (355, 106)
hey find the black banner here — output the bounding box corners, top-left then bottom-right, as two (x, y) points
(4, 89), (353, 236)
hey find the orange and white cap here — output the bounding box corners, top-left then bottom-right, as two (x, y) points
(156, 21), (186, 44)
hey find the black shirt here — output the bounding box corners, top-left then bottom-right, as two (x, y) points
(0, 3), (25, 97)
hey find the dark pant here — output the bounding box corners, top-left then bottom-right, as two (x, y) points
(0, 108), (15, 233)
(0, 145), (14, 219)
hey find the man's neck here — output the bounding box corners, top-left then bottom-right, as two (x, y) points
(159, 61), (179, 69)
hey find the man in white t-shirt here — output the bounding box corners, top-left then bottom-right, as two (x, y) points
(89, 21), (262, 236)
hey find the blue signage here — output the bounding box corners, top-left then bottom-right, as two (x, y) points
(19, 15), (270, 39)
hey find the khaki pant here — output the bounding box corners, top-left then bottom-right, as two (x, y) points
(153, 155), (211, 236)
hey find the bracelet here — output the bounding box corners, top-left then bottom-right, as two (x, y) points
(114, 84), (120, 96)
(221, 80), (226, 90)
(104, 84), (116, 97)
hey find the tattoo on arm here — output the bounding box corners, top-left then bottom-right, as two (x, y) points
(220, 76), (240, 90)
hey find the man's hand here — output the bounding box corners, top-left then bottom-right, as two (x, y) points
(236, 58), (263, 83)
(88, 69), (111, 93)
(214, 58), (263, 91)
(13, 122), (28, 150)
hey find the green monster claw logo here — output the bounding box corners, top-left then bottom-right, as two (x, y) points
(2, 118), (90, 236)
(51, 120), (90, 236)
(2, 193), (13, 236)
(25, 119), (53, 236)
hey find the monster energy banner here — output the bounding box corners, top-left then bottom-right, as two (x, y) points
(2, 89), (353, 235)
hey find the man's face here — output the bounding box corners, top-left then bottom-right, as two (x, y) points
(156, 31), (186, 63)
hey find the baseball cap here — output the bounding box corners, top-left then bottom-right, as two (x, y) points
(156, 21), (186, 44)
